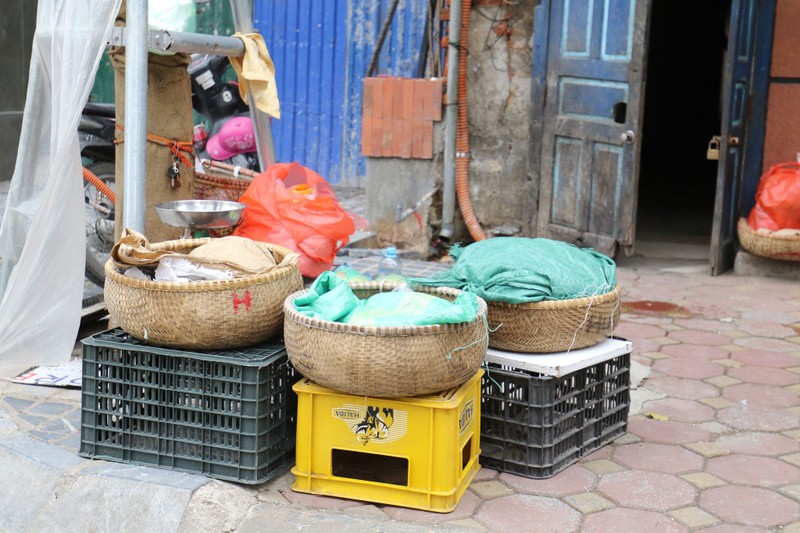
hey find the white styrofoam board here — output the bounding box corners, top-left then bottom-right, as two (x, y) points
(485, 337), (633, 378)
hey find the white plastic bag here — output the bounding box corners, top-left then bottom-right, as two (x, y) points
(0, 0), (122, 378)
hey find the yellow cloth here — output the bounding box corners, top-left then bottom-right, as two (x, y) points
(230, 32), (281, 119)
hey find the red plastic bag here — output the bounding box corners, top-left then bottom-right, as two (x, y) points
(233, 162), (367, 277)
(747, 163), (800, 231)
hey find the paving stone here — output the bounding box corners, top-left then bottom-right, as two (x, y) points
(255, 490), (290, 505)
(718, 403), (800, 432)
(499, 465), (596, 496)
(580, 506), (689, 533)
(0, 446), (63, 532)
(684, 442), (729, 458)
(342, 504), (391, 521)
(735, 336), (799, 352)
(680, 472), (728, 489)
(716, 432), (799, 456)
(781, 523), (800, 533)
(582, 459), (626, 475)
(598, 470), (697, 510)
(668, 330), (730, 346)
(79, 461), (209, 490)
(699, 397), (736, 409)
(563, 492), (616, 513)
(27, 401), (72, 416)
(668, 506), (719, 529)
(469, 480), (513, 499)
(781, 484), (800, 503)
(613, 442), (704, 473)
(0, 432), (84, 471)
(615, 323), (667, 340)
(728, 366), (799, 386)
(785, 429), (800, 440)
(705, 375), (742, 388)
(648, 352), (672, 360)
(282, 490), (362, 510)
(179, 480), (258, 533)
(18, 413), (47, 427)
(699, 485), (800, 529)
(382, 489), (479, 524)
(472, 467), (498, 481)
(721, 330), (750, 338)
(640, 398), (716, 423)
(697, 421), (735, 435)
(652, 336), (680, 346)
(627, 418), (711, 444)
(707, 454), (800, 487)
(644, 376), (721, 401)
(720, 343), (746, 352)
(736, 321), (798, 338)
(440, 518), (489, 531)
(655, 358), (725, 380)
(722, 383), (800, 408)
(475, 494), (581, 533)
(612, 432), (641, 445)
(783, 453), (800, 468)
(732, 349), (800, 368)
(695, 525), (768, 533)
(673, 318), (734, 333)
(2, 396), (34, 412)
(714, 358), (742, 367)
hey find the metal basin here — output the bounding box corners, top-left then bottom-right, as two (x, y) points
(154, 199), (246, 229)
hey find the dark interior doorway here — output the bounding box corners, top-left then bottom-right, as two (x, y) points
(636, 0), (731, 249)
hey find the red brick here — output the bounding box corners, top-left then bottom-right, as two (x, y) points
(392, 78), (405, 120)
(391, 118), (405, 156)
(360, 116), (374, 156)
(371, 77), (385, 118)
(402, 79), (415, 120)
(382, 78), (395, 120)
(421, 119), (433, 159)
(762, 83), (800, 172)
(771, 0), (800, 77)
(362, 77), (375, 118)
(413, 79), (427, 119)
(381, 117), (393, 157)
(397, 118), (413, 159)
(411, 118), (425, 158)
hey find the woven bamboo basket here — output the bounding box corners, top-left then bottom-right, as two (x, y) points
(737, 217), (800, 262)
(104, 239), (303, 350)
(487, 285), (621, 353)
(283, 282), (489, 397)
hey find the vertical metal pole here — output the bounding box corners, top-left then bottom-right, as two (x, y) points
(123, 0), (149, 232)
(230, 0), (277, 169)
(440, 0), (462, 239)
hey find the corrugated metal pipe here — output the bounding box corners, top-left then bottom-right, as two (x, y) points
(440, 0), (486, 242)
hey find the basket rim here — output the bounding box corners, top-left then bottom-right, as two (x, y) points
(737, 217), (800, 243)
(487, 284), (621, 310)
(105, 238), (299, 292)
(283, 281), (488, 337)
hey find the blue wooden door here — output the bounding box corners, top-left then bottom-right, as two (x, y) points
(709, 0), (768, 275)
(531, 0), (651, 257)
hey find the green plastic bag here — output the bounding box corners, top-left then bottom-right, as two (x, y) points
(293, 272), (479, 326)
(409, 237), (616, 304)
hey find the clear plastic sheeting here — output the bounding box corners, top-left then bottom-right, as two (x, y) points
(0, 0), (122, 377)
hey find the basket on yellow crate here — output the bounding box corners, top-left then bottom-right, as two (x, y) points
(737, 217), (800, 262)
(487, 284), (621, 353)
(283, 282), (489, 398)
(104, 239), (303, 350)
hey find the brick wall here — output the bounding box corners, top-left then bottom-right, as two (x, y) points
(763, 0), (800, 170)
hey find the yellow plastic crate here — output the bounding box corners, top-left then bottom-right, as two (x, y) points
(291, 370), (483, 513)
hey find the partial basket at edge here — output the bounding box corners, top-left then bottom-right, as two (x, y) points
(283, 282), (489, 398)
(104, 239), (303, 350)
(737, 217), (800, 262)
(487, 285), (621, 353)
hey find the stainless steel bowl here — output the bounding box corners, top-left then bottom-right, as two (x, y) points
(154, 199), (246, 229)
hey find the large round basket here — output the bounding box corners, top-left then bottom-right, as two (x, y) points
(487, 285), (621, 353)
(104, 239), (303, 350)
(737, 217), (800, 261)
(283, 282), (489, 398)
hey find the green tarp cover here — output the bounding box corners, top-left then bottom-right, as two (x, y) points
(293, 271), (479, 326)
(409, 237), (616, 304)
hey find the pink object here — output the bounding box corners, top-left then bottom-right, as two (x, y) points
(206, 116), (256, 160)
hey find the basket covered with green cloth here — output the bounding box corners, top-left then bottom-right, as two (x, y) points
(283, 273), (489, 397)
(410, 237), (620, 353)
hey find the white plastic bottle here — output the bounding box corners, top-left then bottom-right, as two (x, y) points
(377, 246), (403, 277)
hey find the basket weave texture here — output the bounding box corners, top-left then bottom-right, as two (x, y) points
(283, 282), (489, 398)
(194, 162), (257, 237)
(487, 285), (621, 353)
(104, 239), (303, 350)
(737, 217), (800, 262)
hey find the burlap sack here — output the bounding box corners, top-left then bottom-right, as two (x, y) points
(109, 1), (196, 243)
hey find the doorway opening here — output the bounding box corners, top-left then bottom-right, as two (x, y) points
(636, 0), (731, 257)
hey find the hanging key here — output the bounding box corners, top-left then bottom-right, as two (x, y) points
(168, 155), (181, 189)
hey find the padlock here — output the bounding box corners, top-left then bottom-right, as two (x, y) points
(707, 136), (721, 160)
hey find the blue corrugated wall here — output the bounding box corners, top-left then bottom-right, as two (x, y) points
(254, 0), (426, 186)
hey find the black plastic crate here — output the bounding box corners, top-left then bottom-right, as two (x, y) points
(480, 352), (630, 479)
(79, 328), (300, 484)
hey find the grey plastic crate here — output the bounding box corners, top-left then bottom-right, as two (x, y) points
(480, 350), (630, 479)
(79, 328), (300, 484)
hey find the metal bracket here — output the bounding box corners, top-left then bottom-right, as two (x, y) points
(108, 26), (245, 56)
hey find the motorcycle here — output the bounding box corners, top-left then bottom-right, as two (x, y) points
(81, 52), (260, 287)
